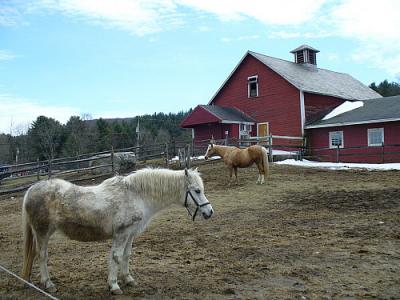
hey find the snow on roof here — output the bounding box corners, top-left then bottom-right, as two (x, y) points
(322, 101), (364, 120)
(276, 159), (400, 171)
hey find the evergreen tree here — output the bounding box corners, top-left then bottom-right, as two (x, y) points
(369, 80), (400, 96)
(28, 116), (64, 160)
(96, 118), (112, 151)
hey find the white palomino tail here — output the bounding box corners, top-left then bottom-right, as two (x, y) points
(21, 188), (36, 280)
(262, 146), (269, 180)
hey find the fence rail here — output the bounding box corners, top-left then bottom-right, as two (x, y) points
(1, 137), (400, 196)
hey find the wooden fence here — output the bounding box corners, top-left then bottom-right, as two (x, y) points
(2, 137), (399, 196)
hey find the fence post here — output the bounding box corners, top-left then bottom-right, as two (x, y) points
(186, 144), (191, 168)
(36, 158), (40, 181)
(76, 152), (80, 172)
(165, 143), (169, 168)
(336, 145), (340, 163)
(111, 147), (115, 174)
(172, 138), (176, 157)
(268, 135), (273, 162)
(48, 159), (52, 179)
(382, 142), (385, 164)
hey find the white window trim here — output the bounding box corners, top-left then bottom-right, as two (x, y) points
(329, 131), (344, 148)
(247, 75), (258, 98)
(257, 122), (269, 137)
(368, 128), (384, 147)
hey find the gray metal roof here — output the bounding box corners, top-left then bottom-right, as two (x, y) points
(290, 45), (320, 53)
(248, 51), (381, 100)
(306, 95), (400, 128)
(200, 105), (255, 123)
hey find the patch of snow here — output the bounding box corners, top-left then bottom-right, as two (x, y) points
(272, 149), (299, 155)
(195, 155), (221, 160)
(322, 101), (364, 120)
(276, 159), (400, 171)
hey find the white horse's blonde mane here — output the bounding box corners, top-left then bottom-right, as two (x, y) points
(123, 168), (203, 203)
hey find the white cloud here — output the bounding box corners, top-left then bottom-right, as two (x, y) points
(0, 94), (80, 135)
(0, 50), (17, 61)
(4, 0), (327, 34)
(330, 0), (400, 78)
(331, 0), (400, 41)
(178, 0), (327, 25)
(2, 0), (400, 78)
(0, 3), (26, 27)
(25, 0), (183, 36)
(221, 35), (260, 43)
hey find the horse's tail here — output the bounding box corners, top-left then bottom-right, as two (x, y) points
(261, 146), (270, 179)
(21, 188), (36, 281)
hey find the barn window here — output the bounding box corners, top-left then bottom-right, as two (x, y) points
(368, 128), (384, 146)
(240, 124), (252, 132)
(248, 75), (258, 98)
(329, 131), (343, 148)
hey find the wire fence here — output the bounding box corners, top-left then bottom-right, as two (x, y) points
(0, 264), (59, 300)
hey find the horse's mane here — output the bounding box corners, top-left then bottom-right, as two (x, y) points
(123, 168), (203, 203)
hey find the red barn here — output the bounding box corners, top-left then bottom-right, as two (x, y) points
(306, 96), (400, 163)
(181, 45), (400, 163)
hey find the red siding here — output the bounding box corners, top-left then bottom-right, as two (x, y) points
(181, 106), (220, 128)
(194, 123), (238, 142)
(307, 121), (400, 163)
(211, 55), (302, 138)
(304, 93), (345, 124)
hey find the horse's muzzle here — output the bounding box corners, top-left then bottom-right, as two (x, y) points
(202, 209), (213, 219)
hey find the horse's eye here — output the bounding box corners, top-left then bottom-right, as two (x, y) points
(195, 189), (201, 194)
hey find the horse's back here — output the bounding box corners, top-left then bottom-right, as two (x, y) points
(24, 179), (114, 241)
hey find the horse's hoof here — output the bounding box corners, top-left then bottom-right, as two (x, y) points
(111, 287), (123, 295)
(47, 285), (57, 293)
(124, 275), (135, 286)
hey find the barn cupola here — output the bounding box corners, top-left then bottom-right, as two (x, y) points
(290, 45), (320, 66)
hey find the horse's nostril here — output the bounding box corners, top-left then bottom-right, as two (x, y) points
(203, 210), (213, 219)
(205, 156), (208, 160)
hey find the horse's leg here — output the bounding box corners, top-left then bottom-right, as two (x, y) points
(234, 167), (238, 184)
(228, 166), (233, 185)
(121, 233), (135, 286)
(35, 229), (56, 292)
(256, 162), (264, 184)
(108, 232), (131, 294)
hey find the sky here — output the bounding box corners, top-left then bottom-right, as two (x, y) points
(1, 0), (400, 135)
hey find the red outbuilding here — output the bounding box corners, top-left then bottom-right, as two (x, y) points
(181, 45), (400, 163)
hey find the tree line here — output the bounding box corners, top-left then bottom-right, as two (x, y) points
(369, 80), (400, 97)
(0, 111), (192, 164)
(1, 79), (399, 166)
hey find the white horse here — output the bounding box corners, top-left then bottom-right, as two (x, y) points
(21, 168), (213, 295)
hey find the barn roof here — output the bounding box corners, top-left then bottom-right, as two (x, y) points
(181, 105), (255, 128)
(306, 95), (400, 129)
(209, 50), (381, 104)
(249, 51), (381, 100)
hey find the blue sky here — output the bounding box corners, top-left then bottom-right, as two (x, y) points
(1, 0), (399, 135)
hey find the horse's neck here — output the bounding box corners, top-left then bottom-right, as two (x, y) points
(126, 171), (185, 210)
(215, 145), (234, 157)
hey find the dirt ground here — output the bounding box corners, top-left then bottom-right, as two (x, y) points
(0, 161), (399, 299)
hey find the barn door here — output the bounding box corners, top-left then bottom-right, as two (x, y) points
(257, 122), (269, 137)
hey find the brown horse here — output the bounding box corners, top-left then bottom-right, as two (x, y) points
(204, 144), (269, 184)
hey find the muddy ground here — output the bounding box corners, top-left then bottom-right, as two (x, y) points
(0, 161), (399, 299)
